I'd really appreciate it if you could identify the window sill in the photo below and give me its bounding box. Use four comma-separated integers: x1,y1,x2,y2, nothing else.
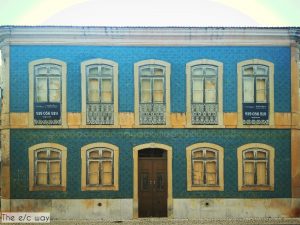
238,185,274,191
30,186,66,191
81,185,119,191
187,185,224,191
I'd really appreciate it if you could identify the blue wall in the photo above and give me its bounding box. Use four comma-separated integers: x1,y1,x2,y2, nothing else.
10,45,291,113
10,129,291,199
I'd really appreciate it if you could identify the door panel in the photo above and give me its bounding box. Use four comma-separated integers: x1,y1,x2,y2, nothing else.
138,157,167,217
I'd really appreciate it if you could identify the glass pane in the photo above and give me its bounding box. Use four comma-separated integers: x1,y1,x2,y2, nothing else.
244,162,255,185
37,173,47,185
192,67,204,76
49,161,61,185
154,67,164,76
89,150,100,158
37,151,48,159
244,66,254,75
257,151,267,159
256,78,267,103
153,79,164,103
89,67,99,75
141,79,151,103
192,79,203,103
102,172,112,185
243,77,254,103
244,151,254,159
49,66,60,75
88,78,100,102
256,66,268,75
36,77,47,102
140,67,151,76
102,150,112,158
193,161,204,185
36,162,47,185
206,150,216,158
205,78,217,103
37,66,48,75
193,150,203,158
49,90,60,102
50,151,60,158
205,67,217,76
101,79,112,103
101,66,112,76
88,161,99,185
206,161,217,185
257,162,267,185
103,161,112,173
37,161,47,173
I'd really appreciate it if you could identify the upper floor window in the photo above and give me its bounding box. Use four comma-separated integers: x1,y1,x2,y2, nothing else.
186,60,223,126
81,59,118,126
237,59,274,127
29,59,67,127
237,143,274,191
134,60,171,126
186,143,224,191
81,143,119,191
29,143,67,191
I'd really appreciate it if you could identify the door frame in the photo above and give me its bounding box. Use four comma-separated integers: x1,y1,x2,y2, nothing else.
133,143,173,218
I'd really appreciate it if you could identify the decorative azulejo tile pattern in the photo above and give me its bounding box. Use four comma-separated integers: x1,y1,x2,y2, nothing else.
10,46,290,113
10,129,291,199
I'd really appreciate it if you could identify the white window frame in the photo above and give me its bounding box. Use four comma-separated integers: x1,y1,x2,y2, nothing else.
237,59,274,128
186,59,224,127
29,58,67,128
81,59,118,127
134,59,171,127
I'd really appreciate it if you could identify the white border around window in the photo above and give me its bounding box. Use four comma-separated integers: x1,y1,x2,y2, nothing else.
81,58,119,128
29,58,67,128
186,59,224,128
134,59,171,128
237,59,274,128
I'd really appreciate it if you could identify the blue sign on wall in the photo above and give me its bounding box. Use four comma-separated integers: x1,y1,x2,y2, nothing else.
243,103,268,121
34,103,61,120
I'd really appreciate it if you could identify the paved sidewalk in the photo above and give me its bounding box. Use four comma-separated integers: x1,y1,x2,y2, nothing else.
46,218,300,225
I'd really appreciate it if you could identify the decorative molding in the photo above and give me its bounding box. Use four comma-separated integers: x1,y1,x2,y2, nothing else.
0,26,299,46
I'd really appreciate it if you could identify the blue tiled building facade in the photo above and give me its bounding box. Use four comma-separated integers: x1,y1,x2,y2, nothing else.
1,26,299,219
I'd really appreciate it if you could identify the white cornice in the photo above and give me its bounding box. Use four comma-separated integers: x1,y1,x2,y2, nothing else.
0,26,299,46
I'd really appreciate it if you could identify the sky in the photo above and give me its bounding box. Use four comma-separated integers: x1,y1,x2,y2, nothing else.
0,0,299,26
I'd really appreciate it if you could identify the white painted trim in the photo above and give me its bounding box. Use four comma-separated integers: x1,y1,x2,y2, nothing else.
0,26,298,46
28,58,67,128
237,59,275,128
81,58,119,127
134,59,171,127
186,59,224,127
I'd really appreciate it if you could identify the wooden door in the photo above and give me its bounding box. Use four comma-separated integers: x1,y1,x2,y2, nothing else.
138,150,167,217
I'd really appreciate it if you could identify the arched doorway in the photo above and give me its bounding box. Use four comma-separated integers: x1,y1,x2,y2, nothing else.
133,143,173,218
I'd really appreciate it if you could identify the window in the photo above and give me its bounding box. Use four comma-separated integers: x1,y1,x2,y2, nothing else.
237,143,274,191
81,143,119,191
134,60,171,126
29,143,67,191
81,59,118,126
237,59,274,127
186,143,224,191
186,60,223,127
29,59,67,127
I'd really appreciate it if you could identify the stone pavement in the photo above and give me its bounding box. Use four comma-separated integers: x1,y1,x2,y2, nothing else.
45,218,300,225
